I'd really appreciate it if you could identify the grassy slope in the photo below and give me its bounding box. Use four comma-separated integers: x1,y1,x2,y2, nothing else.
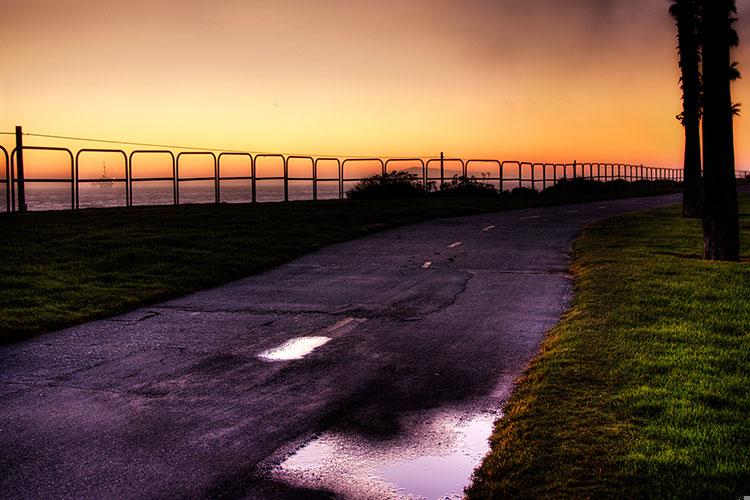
468,195,750,499
0,190,673,343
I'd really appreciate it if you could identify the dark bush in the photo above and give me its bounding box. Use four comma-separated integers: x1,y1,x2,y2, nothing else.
542,177,603,196
436,175,498,197
348,172,682,200
346,170,428,199
510,187,538,198
542,177,682,196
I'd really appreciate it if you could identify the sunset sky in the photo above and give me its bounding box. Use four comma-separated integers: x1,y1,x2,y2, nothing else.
1,0,749,170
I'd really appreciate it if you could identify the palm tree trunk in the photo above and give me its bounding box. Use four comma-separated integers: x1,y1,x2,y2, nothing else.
701,0,740,260
672,0,703,218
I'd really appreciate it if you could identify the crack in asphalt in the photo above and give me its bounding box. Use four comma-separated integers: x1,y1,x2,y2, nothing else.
1,380,124,396
153,304,351,317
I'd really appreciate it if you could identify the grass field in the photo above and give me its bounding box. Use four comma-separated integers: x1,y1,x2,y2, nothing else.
468,195,750,499
0,189,675,344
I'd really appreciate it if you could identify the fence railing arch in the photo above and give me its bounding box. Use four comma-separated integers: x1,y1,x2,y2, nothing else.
341,158,386,195
313,157,342,200
12,146,75,211
75,149,129,209
425,158,464,187
286,155,315,202
254,154,286,202
217,152,254,203
0,146,8,212
128,150,176,206
465,159,502,190
176,152,218,205
384,158,426,187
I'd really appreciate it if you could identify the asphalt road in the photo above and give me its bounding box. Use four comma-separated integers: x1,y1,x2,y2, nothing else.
0,193,681,499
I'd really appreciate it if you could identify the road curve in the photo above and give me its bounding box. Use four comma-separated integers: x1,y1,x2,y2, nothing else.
0,194,681,499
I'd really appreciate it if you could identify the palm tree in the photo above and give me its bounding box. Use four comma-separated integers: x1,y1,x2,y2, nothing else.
670,0,702,218
700,0,740,260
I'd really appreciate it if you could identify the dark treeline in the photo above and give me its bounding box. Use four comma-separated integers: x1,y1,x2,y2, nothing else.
670,0,742,260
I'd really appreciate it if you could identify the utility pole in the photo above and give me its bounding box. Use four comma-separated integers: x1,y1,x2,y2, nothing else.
15,126,27,212
440,151,445,188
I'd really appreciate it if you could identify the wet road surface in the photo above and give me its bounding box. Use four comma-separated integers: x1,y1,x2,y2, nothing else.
0,194,680,499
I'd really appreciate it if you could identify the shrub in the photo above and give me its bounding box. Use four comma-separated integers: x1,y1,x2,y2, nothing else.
346,170,428,199
510,187,538,198
436,175,498,197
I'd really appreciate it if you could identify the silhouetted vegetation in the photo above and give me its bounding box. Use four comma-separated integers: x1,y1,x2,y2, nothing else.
348,172,681,200
700,0,741,260
347,171,500,199
542,177,681,196
670,0,703,218
346,171,428,199
435,175,498,197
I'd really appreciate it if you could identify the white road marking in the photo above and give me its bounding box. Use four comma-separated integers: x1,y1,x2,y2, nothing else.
258,317,364,362
565,209,579,214
447,242,462,249
258,337,331,361
598,206,607,209
422,261,433,269
520,215,541,221
481,225,495,232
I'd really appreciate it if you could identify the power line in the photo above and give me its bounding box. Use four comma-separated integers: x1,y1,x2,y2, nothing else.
2,131,442,160
1,130,702,170
23,132,248,153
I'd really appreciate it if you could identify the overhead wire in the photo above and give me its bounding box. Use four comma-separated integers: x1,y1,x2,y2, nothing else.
1,131,443,160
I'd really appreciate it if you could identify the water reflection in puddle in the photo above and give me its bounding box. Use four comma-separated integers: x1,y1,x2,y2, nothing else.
258,336,331,361
379,415,494,499
270,410,499,499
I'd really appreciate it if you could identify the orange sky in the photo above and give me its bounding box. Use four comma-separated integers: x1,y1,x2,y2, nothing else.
1,0,748,171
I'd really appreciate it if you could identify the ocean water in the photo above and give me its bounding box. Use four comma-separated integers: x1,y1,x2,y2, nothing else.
1,174,546,213
1,180,344,212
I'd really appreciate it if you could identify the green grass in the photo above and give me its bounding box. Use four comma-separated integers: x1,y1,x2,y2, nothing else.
468,195,750,499
0,189,675,344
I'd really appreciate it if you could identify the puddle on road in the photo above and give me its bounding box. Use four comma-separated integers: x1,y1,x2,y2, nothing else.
258,337,332,361
269,409,500,499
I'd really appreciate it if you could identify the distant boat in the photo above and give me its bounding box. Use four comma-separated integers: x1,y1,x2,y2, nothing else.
96,163,114,188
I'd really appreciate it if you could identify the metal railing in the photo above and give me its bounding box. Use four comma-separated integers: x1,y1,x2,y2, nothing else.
3,137,749,213
10,146,75,210
75,149,128,209
129,150,176,207
1,145,9,213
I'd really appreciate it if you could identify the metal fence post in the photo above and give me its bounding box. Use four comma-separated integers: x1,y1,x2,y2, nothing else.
251,155,257,203
15,126,27,212
312,157,318,201
1,146,9,212
284,156,289,202
440,151,445,188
